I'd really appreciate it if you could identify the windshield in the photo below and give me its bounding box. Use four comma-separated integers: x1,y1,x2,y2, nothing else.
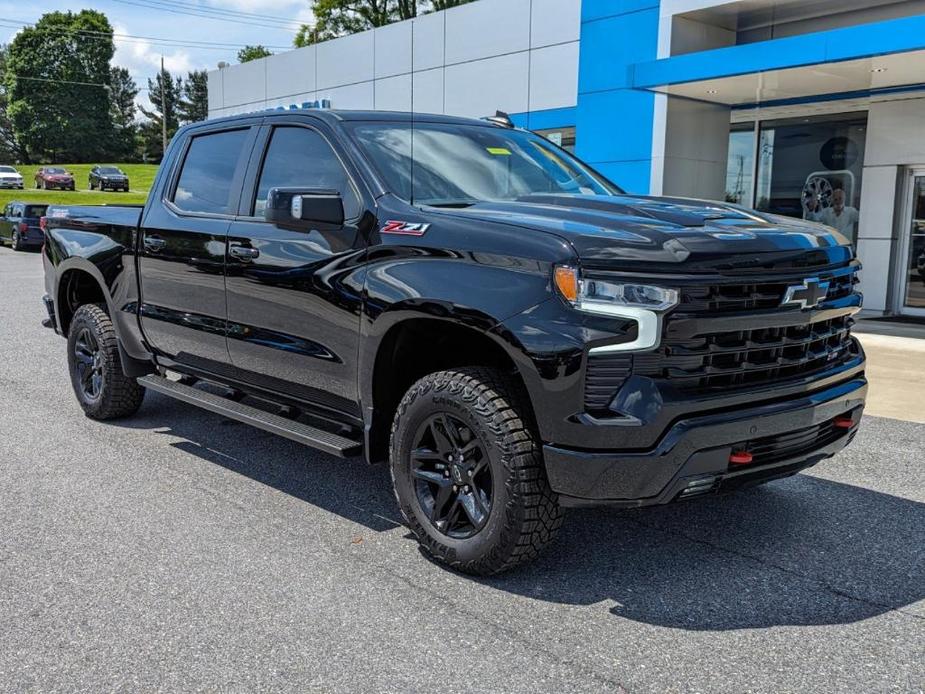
346,122,620,206
98,167,122,174
46,168,66,174
0,166,16,173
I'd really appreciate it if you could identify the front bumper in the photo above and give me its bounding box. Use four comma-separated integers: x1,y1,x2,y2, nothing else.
0,180,23,188
43,180,74,189
545,376,866,507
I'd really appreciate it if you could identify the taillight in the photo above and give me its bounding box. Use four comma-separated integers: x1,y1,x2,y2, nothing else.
39,216,47,232
18,222,28,232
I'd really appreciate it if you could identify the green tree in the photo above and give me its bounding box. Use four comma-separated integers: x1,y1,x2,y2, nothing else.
179,69,208,124
108,66,138,161
0,45,25,162
237,45,273,63
295,0,411,46
429,0,474,9
6,10,115,162
294,0,474,46
139,68,182,162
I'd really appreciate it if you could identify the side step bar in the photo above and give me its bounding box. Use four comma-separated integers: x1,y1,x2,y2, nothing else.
137,375,362,458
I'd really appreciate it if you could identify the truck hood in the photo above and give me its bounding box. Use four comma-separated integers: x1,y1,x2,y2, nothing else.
436,194,854,272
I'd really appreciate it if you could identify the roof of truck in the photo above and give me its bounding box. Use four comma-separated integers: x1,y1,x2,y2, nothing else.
205,109,509,128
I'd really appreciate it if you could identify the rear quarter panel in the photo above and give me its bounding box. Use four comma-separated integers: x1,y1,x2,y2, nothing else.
44,205,148,358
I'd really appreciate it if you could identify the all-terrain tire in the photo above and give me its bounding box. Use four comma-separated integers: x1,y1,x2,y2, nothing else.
11,231,22,251
390,367,563,575
67,303,145,420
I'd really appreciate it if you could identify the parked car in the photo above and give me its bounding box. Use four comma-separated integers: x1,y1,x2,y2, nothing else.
0,201,48,251
0,165,24,189
41,110,867,575
35,167,75,191
88,166,130,192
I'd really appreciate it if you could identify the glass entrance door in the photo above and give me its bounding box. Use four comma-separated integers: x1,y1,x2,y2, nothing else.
898,172,925,316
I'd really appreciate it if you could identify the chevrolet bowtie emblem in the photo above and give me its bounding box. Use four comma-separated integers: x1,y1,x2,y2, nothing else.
781,278,830,309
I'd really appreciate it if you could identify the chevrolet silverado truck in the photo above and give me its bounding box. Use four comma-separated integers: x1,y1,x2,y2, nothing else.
40,110,867,575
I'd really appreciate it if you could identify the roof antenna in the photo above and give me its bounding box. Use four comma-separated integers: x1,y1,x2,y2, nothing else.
482,110,515,128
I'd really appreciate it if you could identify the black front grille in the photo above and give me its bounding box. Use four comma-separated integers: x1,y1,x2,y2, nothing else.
582,265,861,413
634,314,858,392
680,267,858,314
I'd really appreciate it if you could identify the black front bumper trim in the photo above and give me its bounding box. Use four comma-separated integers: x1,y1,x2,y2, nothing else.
545,377,867,507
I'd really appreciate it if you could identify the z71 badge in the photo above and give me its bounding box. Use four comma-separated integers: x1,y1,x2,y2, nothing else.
380,220,431,236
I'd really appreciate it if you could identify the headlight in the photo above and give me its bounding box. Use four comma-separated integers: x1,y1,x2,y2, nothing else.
554,265,679,353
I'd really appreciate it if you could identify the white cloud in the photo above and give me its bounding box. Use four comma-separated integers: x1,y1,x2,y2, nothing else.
113,23,195,113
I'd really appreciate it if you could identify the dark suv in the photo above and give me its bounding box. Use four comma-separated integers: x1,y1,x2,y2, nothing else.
0,201,47,250
88,166,130,192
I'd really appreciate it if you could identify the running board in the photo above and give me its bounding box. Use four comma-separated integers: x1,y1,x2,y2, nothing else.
137,375,362,458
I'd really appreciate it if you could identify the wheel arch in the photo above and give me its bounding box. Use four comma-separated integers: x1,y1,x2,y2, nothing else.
55,260,116,337
362,312,537,465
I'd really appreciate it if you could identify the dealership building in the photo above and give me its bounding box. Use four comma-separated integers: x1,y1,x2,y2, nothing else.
209,0,925,317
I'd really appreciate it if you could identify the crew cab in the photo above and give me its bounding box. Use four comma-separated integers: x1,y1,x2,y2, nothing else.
40,110,867,575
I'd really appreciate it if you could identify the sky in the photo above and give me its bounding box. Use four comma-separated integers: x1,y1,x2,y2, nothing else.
3,0,315,111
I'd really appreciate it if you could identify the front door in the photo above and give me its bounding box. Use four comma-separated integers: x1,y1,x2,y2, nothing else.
138,123,258,368
895,169,925,317
224,121,369,417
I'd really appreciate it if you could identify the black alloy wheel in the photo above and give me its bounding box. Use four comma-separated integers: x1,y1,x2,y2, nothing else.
66,303,145,419
73,326,104,402
411,412,493,539
390,368,563,575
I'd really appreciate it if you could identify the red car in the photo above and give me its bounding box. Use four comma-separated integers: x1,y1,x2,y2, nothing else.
35,167,75,191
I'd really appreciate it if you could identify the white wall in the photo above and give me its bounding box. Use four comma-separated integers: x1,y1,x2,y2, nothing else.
856,96,925,313
208,0,581,120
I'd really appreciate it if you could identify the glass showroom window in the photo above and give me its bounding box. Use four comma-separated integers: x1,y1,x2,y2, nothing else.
725,113,867,243
725,125,755,207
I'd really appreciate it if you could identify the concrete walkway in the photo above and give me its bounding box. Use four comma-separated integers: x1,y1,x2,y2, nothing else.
855,331,925,424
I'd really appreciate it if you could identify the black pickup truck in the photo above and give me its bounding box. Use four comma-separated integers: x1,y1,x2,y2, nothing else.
41,110,866,574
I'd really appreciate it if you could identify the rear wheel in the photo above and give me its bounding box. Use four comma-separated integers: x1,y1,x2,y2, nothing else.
390,368,563,575
67,303,145,420
11,231,22,251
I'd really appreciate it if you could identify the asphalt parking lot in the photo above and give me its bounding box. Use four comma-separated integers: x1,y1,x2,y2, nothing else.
1,246,923,693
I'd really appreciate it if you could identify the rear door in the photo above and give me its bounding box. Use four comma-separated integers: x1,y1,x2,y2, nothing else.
223,119,370,415
0,204,11,241
138,121,259,370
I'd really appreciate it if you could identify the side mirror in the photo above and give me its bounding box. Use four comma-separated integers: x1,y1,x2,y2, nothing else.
265,187,344,229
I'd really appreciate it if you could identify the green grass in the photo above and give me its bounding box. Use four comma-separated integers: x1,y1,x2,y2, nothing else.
0,163,158,210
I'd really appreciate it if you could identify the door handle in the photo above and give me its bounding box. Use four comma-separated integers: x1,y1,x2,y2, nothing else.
144,235,167,252
229,244,260,260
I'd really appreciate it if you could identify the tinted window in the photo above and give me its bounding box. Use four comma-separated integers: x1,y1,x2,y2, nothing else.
174,129,249,214
254,126,359,218
25,205,48,218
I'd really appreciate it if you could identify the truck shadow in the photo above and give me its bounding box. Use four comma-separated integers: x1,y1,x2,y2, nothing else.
119,393,924,632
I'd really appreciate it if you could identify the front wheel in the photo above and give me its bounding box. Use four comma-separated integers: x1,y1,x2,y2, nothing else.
390,368,563,575
67,303,145,420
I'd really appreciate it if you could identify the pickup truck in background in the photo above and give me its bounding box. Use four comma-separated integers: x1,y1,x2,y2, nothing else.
40,110,867,575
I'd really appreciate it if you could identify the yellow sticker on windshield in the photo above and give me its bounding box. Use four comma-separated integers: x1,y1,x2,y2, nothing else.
486,147,512,156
